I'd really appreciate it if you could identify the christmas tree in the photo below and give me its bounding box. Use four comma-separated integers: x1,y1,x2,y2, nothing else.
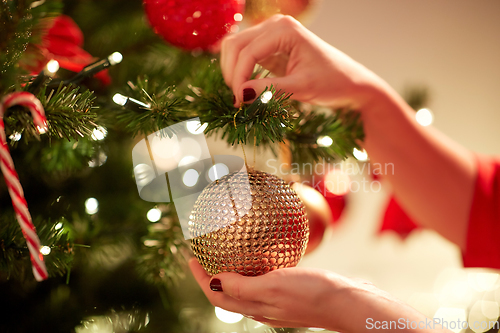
0,0,363,331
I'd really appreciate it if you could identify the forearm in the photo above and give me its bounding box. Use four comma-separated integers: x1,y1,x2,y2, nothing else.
360,81,476,250
325,279,451,333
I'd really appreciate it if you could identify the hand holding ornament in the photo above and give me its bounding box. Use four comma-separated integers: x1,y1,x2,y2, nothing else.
189,259,447,332
221,14,387,109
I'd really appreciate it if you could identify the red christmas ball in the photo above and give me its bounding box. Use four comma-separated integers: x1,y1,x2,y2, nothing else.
314,169,348,224
143,0,245,51
291,182,332,255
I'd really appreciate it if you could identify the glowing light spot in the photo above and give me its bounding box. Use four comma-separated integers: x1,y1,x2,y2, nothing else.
415,108,434,126
193,11,202,18
178,156,199,167
147,208,162,222
480,301,500,320
144,239,159,247
55,222,63,230
433,307,466,333
476,273,499,291
214,307,243,324
468,272,499,292
324,169,351,196
9,132,21,142
468,301,499,333
85,197,99,215
108,52,123,65
88,151,108,168
193,31,198,36
91,126,107,141
208,163,229,181
133,164,155,187
179,137,202,160
230,25,239,33
183,169,199,187
40,246,51,255
260,91,273,103
75,316,114,333
317,136,333,147
353,148,368,161
234,13,243,21
186,120,208,135
46,59,59,73
113,93,128,106
151,134,179,159
37,125,47,134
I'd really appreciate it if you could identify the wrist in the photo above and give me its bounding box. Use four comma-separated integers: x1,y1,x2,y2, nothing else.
322,278,427,333
320,276,380,332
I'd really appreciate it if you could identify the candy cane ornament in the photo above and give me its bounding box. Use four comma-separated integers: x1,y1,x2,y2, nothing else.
0,91,49,281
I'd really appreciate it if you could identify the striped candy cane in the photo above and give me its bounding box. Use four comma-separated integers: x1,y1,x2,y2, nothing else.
0,91,49,281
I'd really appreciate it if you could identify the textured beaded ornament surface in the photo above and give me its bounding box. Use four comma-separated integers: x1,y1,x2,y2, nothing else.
190,169,309,276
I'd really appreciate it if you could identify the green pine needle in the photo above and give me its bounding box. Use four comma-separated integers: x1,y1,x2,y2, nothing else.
0,214,74,282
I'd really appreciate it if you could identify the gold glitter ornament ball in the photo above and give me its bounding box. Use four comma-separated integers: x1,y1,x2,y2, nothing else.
190,169,309,276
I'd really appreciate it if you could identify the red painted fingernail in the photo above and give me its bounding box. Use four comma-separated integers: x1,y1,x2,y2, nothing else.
243,88,256,102
210,278,223,292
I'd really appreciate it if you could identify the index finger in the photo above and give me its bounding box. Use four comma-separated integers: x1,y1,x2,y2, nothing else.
220,14,286,89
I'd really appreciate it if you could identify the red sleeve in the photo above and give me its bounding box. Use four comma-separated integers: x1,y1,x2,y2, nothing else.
462,154,500,269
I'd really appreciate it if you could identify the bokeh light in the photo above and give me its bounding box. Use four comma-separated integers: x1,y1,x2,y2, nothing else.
317,135,333,147
214,307,243,324
85,198,99,215
324,168,351,195
40,246,51,255
353,148,368,161
183,169,199,187
46,59,60,73
147,208,162,222
108,52,123,65
208,163,229,181
91,126,107,141
186,120,208,135
415,108,434,126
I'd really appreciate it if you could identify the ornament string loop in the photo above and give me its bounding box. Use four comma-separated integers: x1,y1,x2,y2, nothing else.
233,105,249,168
0,91,49,281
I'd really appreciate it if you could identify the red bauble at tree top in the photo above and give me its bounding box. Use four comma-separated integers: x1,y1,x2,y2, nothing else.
143,0,245,51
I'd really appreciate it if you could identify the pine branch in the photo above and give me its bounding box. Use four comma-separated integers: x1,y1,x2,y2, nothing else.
200,86,292,145
286,107,364,164
113,59,363,164
0,214,74,282
3,84,98,143
22,137,97,181
39,84,98,140
113,78,194,137
114,67,293,147
136,206,188,287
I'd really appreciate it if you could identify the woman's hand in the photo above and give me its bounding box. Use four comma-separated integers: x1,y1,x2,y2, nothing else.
189,258,355,330
189,258,442,332
221,14,383,108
